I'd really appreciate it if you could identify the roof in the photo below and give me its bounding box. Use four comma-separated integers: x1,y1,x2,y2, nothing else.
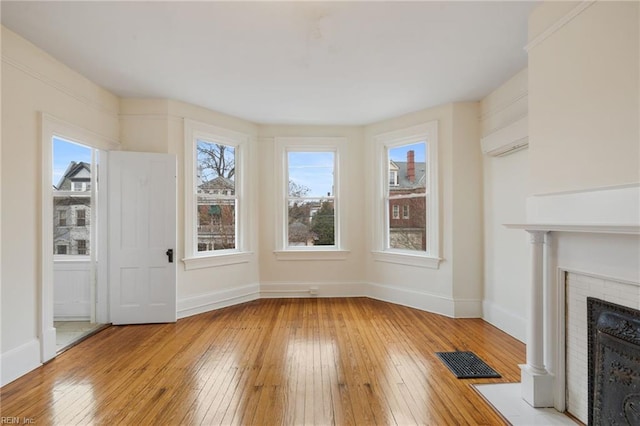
199,176,235,192
391,161,426,190
55,161,91,190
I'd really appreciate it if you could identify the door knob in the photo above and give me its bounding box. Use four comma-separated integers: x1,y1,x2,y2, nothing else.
166,249,174,263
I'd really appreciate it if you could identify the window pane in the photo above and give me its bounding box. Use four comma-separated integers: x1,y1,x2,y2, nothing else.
197,141,235,195
52,137,93,257
388,142,427,195
387,141,427,252
388,197,426,251
197,200,236,251
287,198,335,246
287,199,313,246
288,152,334,197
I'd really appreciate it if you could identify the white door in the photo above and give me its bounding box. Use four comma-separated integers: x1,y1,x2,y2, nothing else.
109,151,177,325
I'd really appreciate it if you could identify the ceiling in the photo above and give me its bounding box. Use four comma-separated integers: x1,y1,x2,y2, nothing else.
1,1,537,126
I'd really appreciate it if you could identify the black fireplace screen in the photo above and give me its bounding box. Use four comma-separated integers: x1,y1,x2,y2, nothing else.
587,297,640,425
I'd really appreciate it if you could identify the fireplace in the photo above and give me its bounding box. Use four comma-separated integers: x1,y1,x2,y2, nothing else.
588,297,640,425
506,184,640,415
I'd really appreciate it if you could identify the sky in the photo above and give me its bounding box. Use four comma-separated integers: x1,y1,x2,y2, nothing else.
389,141,426,163
53,137,92,187
288,151,335,198
52,137,426,192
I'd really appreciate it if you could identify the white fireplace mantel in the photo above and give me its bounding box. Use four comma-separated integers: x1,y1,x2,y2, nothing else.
504,184,640,410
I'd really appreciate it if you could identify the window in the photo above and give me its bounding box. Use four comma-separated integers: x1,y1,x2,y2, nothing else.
77,239,87,255
392,204,400,219
386,142,427,251
184,120,251,270
196,141,236,252
389,169,398,186
52,137,93,258
373,121,439,268
76,209,86,226
287,151,335,247
274,137,348,260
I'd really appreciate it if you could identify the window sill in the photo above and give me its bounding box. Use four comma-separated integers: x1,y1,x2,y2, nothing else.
182,251,253,270
274,249,350,261
371,251,441,269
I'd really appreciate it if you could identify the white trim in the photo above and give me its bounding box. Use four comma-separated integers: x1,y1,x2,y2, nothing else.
482,299,526,343
1,55,119,117
183,119,252,267
182,251,253,270
367,282,456,318
1,339,41,387
273,250,350,261
525,1,597,52
479,90,528,122
526,183,640,227
373,120,439,259
177,284,260,319
42,113,120,151
41,114,115,362
274,137,348,253
453,298,483,318
371,251,441,269
260,281,368,298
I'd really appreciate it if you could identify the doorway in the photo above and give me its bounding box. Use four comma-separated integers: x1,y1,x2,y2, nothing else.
51,137,105,352
41,114,117,362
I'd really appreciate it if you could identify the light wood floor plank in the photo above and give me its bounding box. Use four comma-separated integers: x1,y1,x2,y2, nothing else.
1,298,525,425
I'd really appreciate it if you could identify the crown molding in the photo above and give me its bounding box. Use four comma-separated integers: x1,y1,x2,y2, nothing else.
525,1,596,53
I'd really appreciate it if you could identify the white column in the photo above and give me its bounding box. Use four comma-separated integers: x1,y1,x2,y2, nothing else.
520,230,554,407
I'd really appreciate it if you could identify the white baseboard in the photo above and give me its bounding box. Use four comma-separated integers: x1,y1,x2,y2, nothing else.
453,298,483,318
177,283,260,319
1,339,41,386
260,281,368,298
368,282,456,317
482,299,526,343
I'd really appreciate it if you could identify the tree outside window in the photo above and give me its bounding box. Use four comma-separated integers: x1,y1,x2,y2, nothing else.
286,151,335,247
196,141,237,252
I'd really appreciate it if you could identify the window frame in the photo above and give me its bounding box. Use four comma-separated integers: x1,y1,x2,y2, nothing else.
183,119,252,270
402,205,410,219
274,137,349,261
372,121,440,269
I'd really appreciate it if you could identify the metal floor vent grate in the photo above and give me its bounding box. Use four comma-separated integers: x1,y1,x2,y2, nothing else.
435,351,501,379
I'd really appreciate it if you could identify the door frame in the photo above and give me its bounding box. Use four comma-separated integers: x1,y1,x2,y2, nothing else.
40,113,119,362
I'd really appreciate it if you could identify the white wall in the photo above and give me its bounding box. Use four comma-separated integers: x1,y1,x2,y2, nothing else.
363,103,484,317
1,26,120,385
257,125,367,296
119,99,261,318
480,68,530,342
528,1,639,194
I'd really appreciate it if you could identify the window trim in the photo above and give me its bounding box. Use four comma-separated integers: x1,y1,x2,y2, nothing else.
372,121,440,269
274,137,348,260
183,119,252,270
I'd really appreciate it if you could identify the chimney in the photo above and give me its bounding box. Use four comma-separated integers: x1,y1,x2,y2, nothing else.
407,150,415,183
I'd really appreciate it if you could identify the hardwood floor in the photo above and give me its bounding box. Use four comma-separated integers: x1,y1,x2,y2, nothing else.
1,298,524,425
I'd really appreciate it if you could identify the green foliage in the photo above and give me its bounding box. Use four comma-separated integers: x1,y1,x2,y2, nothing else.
311,201,335,246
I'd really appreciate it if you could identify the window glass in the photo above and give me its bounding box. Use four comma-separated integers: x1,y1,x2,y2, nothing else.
386,142,427,252
52,137,92,256
196,141,236,252
287,152,335,247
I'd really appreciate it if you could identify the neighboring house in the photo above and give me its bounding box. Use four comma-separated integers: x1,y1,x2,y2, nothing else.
53,162,91,256
197,176,236,251
389,150,427,251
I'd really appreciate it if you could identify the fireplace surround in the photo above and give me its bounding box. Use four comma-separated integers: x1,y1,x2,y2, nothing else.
506,184,640,415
